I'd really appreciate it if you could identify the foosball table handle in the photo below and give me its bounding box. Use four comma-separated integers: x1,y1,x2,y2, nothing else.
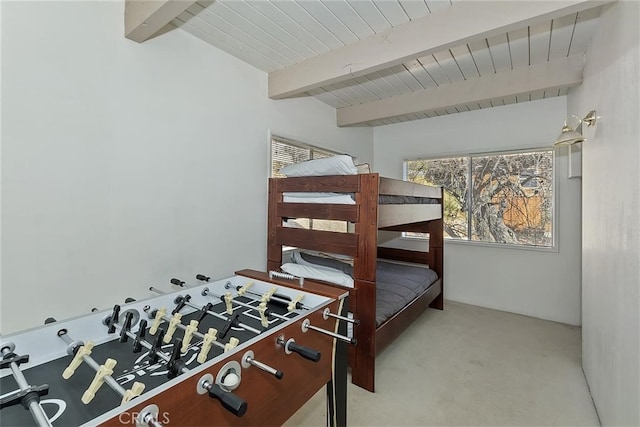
170,278,185,287
282,338,321,362
207,384,247,417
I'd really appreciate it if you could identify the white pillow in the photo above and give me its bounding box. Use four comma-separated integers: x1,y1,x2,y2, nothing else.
280,263,354,288
279,155,357,177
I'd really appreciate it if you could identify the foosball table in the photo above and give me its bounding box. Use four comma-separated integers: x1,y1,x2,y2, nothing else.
0,269,354,426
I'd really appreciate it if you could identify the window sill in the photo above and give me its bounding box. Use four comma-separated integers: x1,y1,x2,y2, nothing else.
398,236,558,253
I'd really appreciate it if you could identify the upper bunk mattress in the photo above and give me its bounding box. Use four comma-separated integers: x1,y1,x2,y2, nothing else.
283,193,439,205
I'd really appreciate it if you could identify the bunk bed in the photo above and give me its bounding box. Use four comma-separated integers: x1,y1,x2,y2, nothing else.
267,171,444,392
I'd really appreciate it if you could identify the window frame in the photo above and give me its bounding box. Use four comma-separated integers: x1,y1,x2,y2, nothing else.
403,147,557,252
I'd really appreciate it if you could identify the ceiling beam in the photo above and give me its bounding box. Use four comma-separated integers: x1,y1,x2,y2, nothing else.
336,55,584,127
125,0,197,43
268,0,614,99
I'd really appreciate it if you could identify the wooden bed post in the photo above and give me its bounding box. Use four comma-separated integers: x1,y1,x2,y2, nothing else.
428,191,444,310
351,174,379,392
267,178,283,273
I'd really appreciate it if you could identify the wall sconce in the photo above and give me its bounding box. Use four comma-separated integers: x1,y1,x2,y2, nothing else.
554,110,597,146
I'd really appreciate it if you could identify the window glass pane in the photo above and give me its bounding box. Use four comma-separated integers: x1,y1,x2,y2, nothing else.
406,158,469,240
271,139,311,177
470,151,553,246
311,149,334,160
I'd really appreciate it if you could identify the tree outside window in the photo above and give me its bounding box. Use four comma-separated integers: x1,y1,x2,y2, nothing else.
406,150,553,247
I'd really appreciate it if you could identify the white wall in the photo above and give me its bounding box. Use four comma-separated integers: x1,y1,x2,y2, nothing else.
374,98,583,325
568,1,640,425
0,1,372,334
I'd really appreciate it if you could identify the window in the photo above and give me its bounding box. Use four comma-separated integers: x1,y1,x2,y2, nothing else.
271,136,337,178
271,136,347,233
406,149,554,247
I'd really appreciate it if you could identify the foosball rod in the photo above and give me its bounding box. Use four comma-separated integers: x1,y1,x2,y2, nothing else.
140,307,226,352
113,325,189,377
180,276,310,311
224,284,311,311
0,346,52,427
200,288,291,322
148,287,262,335
57,330,129,398
174,278,302,317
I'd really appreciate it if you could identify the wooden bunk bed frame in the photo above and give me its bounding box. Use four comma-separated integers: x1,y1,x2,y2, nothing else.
267,173,444,392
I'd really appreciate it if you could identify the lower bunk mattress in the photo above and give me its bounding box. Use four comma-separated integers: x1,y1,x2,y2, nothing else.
289,251,438,326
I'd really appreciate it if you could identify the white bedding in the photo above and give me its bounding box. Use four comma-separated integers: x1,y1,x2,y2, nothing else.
279,154,357,177
283,192,355,205
280,262,354,288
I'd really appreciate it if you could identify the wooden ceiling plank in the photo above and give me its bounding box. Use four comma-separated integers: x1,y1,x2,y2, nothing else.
424,0,453,14
195,5,294,67
529,90,545,100
375,66,416,95
322,0,376,40
222,0,322,59
417,55,450,86
394,64,428,92
503,95,518,105
330,79,380,104
175,14,279,71
178,12,282,70
296,1,359,45
349,0,392,33
487,33,512,73
269,0,612,99
549,14,578,59
125,0,197,42
468,39,496,75
351,76,388,100
320,85,354,108
515,94,529,103
403,59,438,89
508,27,530,68
449,45,480,80
311,89,350,108
398,0,430,20
258,1,342,50
348,80,385,103
433,50,465,83
337,55,584,126
364,71,405,97
529,21,553,64
213,2,305,64
372,0,411,27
